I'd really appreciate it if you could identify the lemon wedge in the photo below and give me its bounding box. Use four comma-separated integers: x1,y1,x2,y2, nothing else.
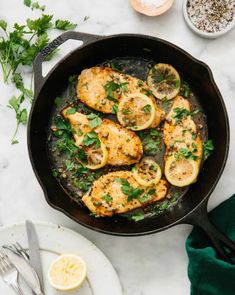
133,157,162,187
164,156,199,187
147,63,180,100
76,134,108,170
48,254,87,291
117,93,156,131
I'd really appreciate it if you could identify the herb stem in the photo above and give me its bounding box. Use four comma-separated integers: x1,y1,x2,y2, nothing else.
11,121,20,144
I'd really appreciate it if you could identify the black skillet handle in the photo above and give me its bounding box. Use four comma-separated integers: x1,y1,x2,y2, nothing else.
33,30,102,97
182,199,235,264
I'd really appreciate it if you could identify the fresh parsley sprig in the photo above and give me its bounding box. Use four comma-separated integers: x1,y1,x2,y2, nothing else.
0,3,80,144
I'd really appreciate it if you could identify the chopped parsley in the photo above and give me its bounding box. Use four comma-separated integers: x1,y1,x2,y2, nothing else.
64,159,75,171
104,81,129,102
192,133,197,140
87,113,102,128
162,96,170,111
109,62,123,72
117,178,144,202
122,109,132,115
174,148,199,161
104,81,120,103
54,96,62,107
83,131,101,148
130,212,145,222
66,108,76,115
148,189,156,195
138,195,149,203
180,84,190,98
173,108,191,124
142,104,152,113
138,128,161,156
112,104,118,114
172,107,200,124
102,194,113,204
203,139,214,160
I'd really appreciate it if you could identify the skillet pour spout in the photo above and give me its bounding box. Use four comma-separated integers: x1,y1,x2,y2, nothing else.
28,30,234,262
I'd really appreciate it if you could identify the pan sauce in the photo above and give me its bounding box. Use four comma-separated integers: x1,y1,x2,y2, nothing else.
48,56,208,220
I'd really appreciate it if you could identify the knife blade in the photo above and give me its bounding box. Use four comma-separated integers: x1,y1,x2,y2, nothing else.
26,220,44,293
3,248,43,295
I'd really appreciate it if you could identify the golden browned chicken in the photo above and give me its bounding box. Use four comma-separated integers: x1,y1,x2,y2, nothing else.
77,67,164,128
82,171,168,217
62,108,143,166
163,96,203,187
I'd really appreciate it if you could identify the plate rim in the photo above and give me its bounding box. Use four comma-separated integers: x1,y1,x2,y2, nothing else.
0,220,123,295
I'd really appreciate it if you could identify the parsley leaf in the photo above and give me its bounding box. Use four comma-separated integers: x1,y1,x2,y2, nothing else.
174,148,199,161
83,131,101,148
117,178,144,202
138,128,161,155
130,212,145,222
104,81,120,102
64,159,75,171
66,108,76,115
0,19,7,31
180,84,190,98
112,104,118,114
8,94,28,144
173,107,190,124
142,104,151,113
203,139,214,160
27,14,53,35
102,194,113,204
24,0,31,7
31,2,45,11
87,113,102,128
55,19,77,30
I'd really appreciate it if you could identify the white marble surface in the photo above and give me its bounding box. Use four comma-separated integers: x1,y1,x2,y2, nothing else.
0,0,235,294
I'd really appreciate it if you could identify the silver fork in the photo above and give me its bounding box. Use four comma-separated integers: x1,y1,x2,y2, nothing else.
0,252,24,295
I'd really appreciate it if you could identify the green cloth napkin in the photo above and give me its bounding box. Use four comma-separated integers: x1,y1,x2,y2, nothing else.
186,195,235,295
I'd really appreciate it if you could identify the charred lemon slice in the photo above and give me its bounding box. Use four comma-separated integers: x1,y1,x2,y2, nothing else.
164,156,199,187
48,254,87,291
133,157,162,187
117,93,155,130
147,63,180,100
76,132,108,170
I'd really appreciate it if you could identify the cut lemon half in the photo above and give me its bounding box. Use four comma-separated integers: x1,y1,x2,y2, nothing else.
117,93,156,131
147,63,180,100
133,157,162,186
76,135,108,170
165,156,199,187
48,254,87,291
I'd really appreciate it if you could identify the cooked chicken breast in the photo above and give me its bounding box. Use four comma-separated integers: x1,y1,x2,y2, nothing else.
77,66,164,127
82,171,168,217
62,108,143,166
164,95,202,161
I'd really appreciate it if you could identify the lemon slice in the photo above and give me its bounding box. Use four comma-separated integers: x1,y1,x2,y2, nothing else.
165,156,199,187
48,254,87,291
117,93,156,131
76,134,108,170
147,63,180,100
133,157,162,187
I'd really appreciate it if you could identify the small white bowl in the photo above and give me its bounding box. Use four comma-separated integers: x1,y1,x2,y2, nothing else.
183,0,235,39
129,0,174,16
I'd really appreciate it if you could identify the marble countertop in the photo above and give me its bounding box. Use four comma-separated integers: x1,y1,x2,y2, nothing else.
0,0,235,294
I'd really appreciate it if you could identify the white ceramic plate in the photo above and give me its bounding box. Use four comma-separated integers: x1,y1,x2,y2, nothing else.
0,221,122,295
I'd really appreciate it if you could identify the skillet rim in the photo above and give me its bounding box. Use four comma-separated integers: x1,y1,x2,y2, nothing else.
27,33,230,236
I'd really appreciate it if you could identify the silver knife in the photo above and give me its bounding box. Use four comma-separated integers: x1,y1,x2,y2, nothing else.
3,249,43,295
26,220,44,293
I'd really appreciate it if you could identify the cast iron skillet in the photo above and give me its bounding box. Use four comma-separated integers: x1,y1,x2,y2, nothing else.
28,31,235,262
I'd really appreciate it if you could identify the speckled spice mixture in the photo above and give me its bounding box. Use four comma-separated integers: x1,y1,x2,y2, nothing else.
187,0,235,33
